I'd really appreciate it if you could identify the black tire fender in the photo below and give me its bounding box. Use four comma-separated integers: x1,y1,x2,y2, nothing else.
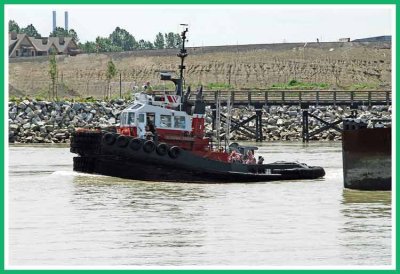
116,135,129,148
129,138,143,151
168,146,181,159
156,143,168,156
103,133,116,145
143,140,156,153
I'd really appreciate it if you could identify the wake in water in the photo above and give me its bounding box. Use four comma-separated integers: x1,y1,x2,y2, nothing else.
50,170,104,178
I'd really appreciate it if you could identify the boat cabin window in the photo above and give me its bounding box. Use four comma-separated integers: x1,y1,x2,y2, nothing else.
120,112,127,125
146,113,155,125
138,113,145,123
160,115,172,128
174,116,186,129
127,113,135,125
130,104,142,110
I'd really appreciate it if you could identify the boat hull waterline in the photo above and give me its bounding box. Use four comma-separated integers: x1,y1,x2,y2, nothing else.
71,131,325,183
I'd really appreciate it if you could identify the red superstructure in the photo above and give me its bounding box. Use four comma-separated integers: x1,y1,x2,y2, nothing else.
117,91,229,162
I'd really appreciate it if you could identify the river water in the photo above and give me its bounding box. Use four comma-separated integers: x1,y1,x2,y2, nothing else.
7,142,392,268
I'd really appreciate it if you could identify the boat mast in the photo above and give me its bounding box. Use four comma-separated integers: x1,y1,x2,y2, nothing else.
176,24,188,98
215,91,221,150
224,96,232,152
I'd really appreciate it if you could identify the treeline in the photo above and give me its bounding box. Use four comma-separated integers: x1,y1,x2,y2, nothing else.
9,20,182,53
81,27,182,52
9,20,79,42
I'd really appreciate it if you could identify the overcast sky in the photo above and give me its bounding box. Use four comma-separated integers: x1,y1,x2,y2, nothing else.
6,5,393,46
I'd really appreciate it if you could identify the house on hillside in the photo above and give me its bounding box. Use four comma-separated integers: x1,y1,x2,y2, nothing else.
9,32,80,58
49,36,80,56
29,37,59,56
9,33,37,57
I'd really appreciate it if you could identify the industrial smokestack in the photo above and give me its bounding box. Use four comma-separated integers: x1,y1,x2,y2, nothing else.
65,11,69,31
52,11,56,31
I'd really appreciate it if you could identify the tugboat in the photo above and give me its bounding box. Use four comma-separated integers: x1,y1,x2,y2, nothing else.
71,27,325,183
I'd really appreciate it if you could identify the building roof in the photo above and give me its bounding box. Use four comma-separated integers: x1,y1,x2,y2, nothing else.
30,37,54,52
9,33,37,57
352,35,392,42
9,33,79,57
50,37,77,52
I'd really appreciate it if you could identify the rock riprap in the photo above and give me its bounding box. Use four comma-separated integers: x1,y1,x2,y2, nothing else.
8,99,391,143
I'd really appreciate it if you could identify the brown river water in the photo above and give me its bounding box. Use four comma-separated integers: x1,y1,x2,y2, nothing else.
7,142,392,268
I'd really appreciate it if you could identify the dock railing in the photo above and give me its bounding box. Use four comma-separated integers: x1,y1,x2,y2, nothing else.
154,90,391,107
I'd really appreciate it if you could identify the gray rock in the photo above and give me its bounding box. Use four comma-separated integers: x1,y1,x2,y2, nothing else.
31,117,42,125
18,102,27,110
54,133,66,140
86,113,94,122
266,125,279,131
22,123,31,129
277,119,285,126
25,107,33,114
108,117,116,124
112,109,121,117
45,125,54,132
34,136,45,143
9,124,19,131
30,124,40,131
267,118,277,125
9,111,17,120
104,107,112,114
284,120,292,127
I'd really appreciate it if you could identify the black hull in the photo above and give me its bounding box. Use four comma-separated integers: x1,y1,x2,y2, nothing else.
71,131,325,183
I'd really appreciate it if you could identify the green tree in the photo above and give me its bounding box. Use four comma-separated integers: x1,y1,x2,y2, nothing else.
68,29,79,42
49,54,57,100
9,20,20,33
95,36,122,52
20,24,41,38
79,41,97,53
105,60,117,99
109,27,137,51
144,41,154,50
164,32,182,49
50,27,68,37
50,27,79,42
164,32,176,48
138,39,146,50
154,32,164,49
137,40,154,50
174,33,182,48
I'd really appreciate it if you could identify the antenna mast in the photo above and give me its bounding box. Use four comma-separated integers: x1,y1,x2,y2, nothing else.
177,24,188,97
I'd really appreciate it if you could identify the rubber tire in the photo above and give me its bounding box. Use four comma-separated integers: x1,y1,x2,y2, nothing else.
103,133,116,145
73,157,95,173
71,131,102,155
129,138,143,151
116,135,129,148
156,143,168,156
168,146,181,159
143,140,156,153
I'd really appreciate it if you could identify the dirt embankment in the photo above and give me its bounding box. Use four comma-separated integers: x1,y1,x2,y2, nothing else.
8,41,391,99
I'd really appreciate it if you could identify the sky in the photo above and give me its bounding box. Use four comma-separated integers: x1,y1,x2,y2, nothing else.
6,5,393,46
